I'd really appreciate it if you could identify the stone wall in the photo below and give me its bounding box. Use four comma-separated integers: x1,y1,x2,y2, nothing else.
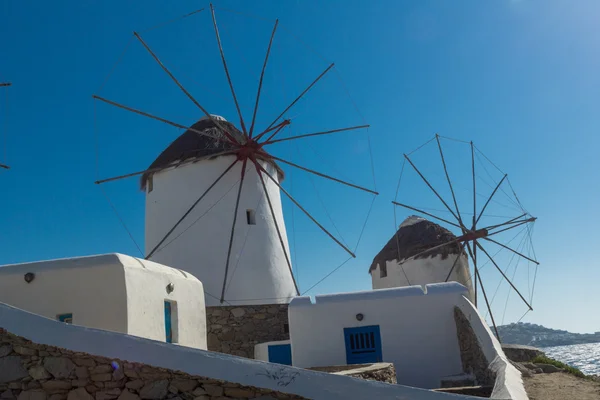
501,344,544,363
206,305,289,359
453,307,496,386
0,328,305,400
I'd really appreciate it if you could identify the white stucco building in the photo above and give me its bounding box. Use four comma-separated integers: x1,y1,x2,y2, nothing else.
0,253,207,349
288,282,470,389
369,216,475,302
143,115,297,307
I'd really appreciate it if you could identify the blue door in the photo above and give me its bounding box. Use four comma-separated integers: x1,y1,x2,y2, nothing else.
344,325,382,365
268,344,292,365
164,301,172,343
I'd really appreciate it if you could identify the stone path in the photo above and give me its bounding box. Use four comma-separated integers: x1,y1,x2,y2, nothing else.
524,372,600,400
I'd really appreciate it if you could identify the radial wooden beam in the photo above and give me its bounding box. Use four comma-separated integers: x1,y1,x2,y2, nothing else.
487,218,536,237
146,159,238,260
471,141,476,230
253,119,290,143
92,95,236,145
0,83,11,87
257,161,355,258
210,4,247,136
265,154,378,195
0,163,9,169
249,19,278,138
262,124,370,146
485,213,528,231
220,159,248,303
475,241,533,310
482,237,539,265
133,31,239,144
264,63,335,132
404,154,463,226
444,242,467,282
256,163,300,295
436,134,465,230
475,174,507,225
475,259,501,342
392,201,462,229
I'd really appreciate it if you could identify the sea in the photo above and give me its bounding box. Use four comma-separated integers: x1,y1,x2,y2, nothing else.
543,342,600,375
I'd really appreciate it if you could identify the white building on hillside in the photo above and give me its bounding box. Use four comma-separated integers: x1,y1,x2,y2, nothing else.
369,216,475,302
0,253,207,349
143,115,297,307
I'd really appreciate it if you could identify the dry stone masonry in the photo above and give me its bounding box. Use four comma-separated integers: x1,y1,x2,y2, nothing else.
206,305,289,359
0,328,306,400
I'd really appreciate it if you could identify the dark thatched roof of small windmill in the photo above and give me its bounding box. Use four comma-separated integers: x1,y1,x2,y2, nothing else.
140,116,283,190
368,216,467,275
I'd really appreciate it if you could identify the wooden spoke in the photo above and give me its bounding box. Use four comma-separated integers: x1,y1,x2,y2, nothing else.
485,213,528,231
0,163,9,170
436,134,465,230
133,31,239,144
488,218,536,237
391,201,461,229
265,154,378,195
474,259,501,341
220,159,249,303
255,163,300,295
249,19,278,138
94,150,233,185
92,95,236,145
475,241,533,310
210,4,247,136
465,241,477,306
257,161,356,258
264,63,334,132
0,83,11,87
471,141,476,230
482,237,539,265
262,124,370,146
475,174,507,225
404,154,463,226
399,237,463,266
262,122,291,144
444,242,467,282
146,159,238,260
253,119,290,142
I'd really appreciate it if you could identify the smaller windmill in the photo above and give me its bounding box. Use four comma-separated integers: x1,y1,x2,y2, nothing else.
0,81,10,171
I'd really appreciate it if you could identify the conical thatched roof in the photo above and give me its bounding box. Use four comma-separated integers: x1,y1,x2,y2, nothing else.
140,115,283,190
368,216,467,275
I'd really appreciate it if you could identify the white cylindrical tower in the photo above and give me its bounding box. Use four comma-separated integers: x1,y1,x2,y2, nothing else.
143,115,296,307
369,216,475,302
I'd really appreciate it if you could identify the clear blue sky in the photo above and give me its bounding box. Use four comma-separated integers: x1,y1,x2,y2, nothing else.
1,0,599,333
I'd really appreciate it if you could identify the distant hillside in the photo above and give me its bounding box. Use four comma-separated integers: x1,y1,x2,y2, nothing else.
497,322,600,348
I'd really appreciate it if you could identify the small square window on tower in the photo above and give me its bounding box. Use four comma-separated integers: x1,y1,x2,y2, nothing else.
246,209,256,225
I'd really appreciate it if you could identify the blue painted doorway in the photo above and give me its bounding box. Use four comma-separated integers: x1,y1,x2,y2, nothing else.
343,325,383,364
268,343,292,365
164,301,172,343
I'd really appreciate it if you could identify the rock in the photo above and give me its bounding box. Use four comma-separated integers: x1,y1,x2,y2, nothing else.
13,347,36,356
0,345,13,358
192,397,209,400
29,366,51,380
71,381,88,388
509,361,533,378
224,388,255,397
67,389,94,400
201,386,223,397
189,389,205,398
534,363,563,373
123,369,138,379
220,331,235,342
44,358,76,379
207,334,219,349
42,381,73,393
117,391,138,400
170,381,196,393
501,344,544,363
139,381,169,400
75,367,89,380
230,308,246,318
1,390,14,400
95,389,121,400
0,356,29,383
17,391,46,400
26,382,42,391
111,368,124,381
533,368,543,374
521,362,537,370
90,374,112,383
125,381,144,391
253,314,267,320
49,394,67,400
73,359,96,368
91,366,112,375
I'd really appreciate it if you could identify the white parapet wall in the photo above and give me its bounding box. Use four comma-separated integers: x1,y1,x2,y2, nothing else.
0,253,206,349
0,301,490,400
288,283,469,389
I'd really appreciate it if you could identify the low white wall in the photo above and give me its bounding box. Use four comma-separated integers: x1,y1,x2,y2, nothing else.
254,339,290,363
0,253,207,350
456,296,528,400
288,283,468,389
0,301,481,400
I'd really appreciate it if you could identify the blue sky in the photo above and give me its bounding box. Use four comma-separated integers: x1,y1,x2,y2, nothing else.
1,0,599,333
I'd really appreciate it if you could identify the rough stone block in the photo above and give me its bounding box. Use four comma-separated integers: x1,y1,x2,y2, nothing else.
67,388,94,400
139,381,169,400
44,358,76,379
0,356,29,383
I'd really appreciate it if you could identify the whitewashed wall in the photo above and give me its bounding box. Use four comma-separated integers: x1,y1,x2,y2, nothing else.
254,339,291,363
145,155,297,307
0,253,206,349
371,255,475,303
0,301,477,400
288,283,468,389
